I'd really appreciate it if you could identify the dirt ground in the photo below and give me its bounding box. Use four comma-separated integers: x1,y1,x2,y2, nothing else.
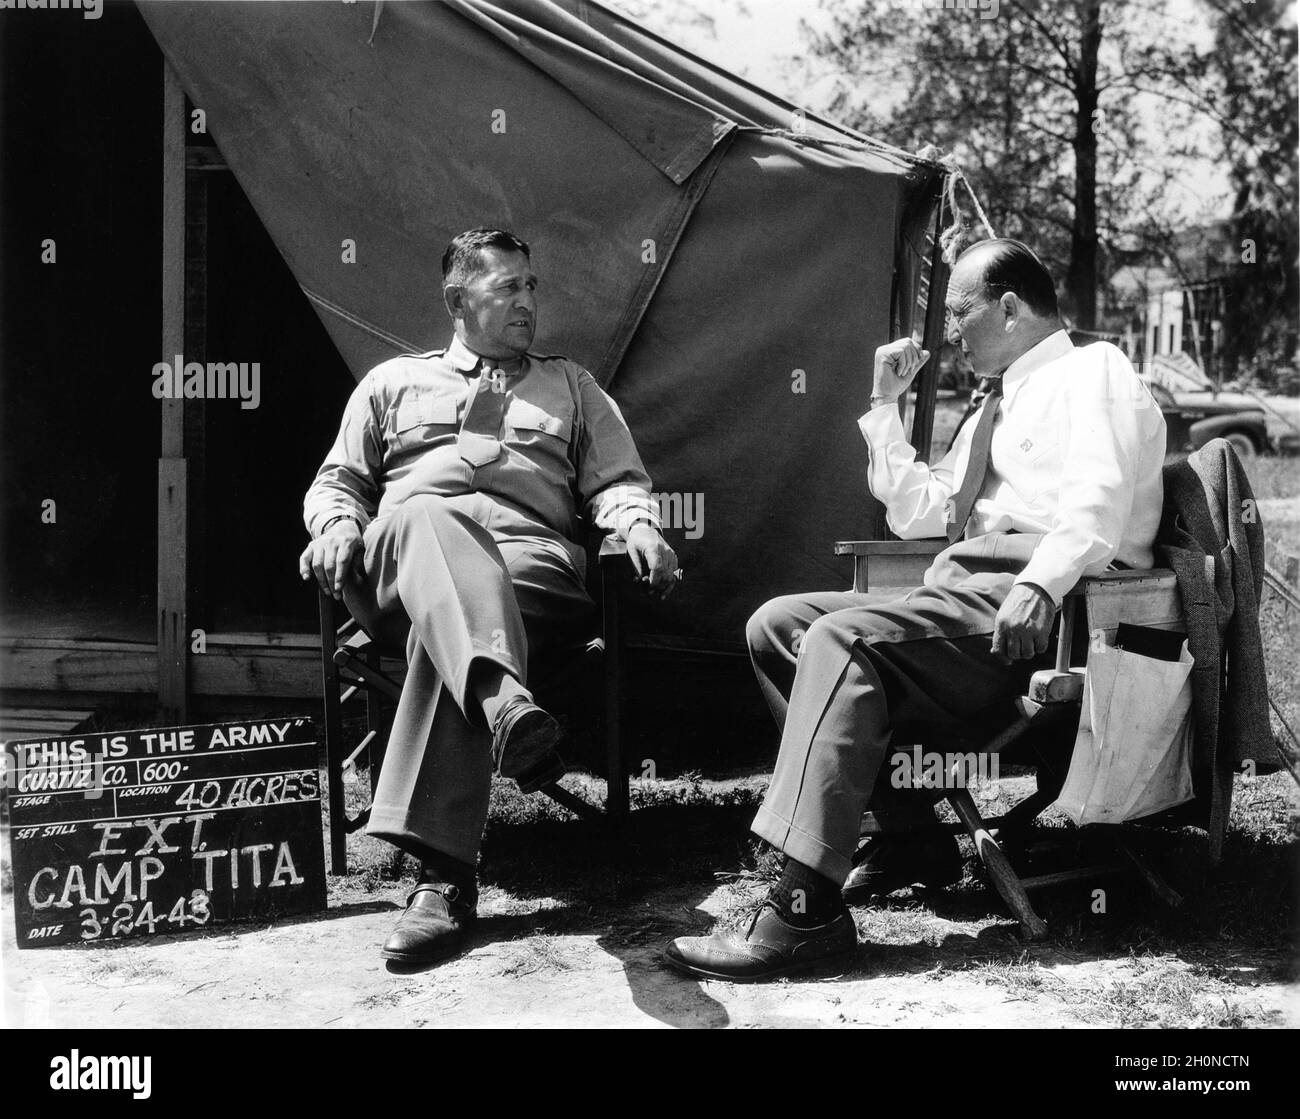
4,881,1295,1030
3,774,1297,1030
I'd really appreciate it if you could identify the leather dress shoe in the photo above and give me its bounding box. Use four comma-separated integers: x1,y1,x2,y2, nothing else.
662,901,857,982
492,697,566,794
380,882,477,965
841,831,962,905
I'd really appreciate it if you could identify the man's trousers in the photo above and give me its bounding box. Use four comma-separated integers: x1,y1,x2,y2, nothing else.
343,493,594,865
748,533,1054,882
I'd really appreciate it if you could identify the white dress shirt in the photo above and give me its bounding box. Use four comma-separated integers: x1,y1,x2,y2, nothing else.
858,330,1166,606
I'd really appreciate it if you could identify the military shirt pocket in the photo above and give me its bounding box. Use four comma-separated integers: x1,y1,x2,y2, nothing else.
507,398,572,445
388,394,460,454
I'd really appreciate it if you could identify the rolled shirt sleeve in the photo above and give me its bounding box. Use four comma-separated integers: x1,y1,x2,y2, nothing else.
303,375,383,538
574,370,661,540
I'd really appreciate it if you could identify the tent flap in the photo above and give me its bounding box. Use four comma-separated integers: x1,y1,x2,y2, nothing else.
446,0,735,184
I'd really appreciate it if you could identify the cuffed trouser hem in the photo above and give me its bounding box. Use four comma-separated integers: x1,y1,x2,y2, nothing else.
751,803,853,884
366,807,480,869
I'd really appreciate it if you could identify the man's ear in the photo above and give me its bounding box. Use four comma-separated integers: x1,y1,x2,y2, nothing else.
1000,291,1020,333
442,284,464,321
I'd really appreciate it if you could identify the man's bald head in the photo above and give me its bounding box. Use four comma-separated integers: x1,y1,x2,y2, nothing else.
945,239,1062,375
953,239,1060,320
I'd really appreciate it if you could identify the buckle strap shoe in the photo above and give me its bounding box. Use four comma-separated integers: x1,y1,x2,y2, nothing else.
491,697,566,793
841,831,962,905
380,882,477,965
662,901,857,982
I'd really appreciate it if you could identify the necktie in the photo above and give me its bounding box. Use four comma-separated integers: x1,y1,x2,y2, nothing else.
946,377,1004,543
945,374,1002,454
458,359,509,468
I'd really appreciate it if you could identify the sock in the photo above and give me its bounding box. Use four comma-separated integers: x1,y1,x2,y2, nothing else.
418,848,478,902
769,857,844,927
472,666,530,730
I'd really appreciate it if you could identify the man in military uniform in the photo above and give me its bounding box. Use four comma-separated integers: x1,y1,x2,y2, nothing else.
301,228,677,965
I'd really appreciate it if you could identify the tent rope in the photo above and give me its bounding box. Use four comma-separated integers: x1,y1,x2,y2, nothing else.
916,145,997,264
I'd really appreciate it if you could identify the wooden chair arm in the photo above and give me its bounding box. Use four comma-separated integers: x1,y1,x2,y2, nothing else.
1070,567,1178,594
832,539,948,557
833,538,948,593
597,535,629,563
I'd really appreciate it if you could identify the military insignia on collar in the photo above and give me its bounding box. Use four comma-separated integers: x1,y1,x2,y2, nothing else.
1020,438,1033,453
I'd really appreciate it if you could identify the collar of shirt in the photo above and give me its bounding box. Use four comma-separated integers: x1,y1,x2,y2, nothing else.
445,334,532,378
997,328,1074,406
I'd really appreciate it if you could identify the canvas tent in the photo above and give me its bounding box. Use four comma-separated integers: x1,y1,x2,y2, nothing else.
137,0,947,641
0,0,949,731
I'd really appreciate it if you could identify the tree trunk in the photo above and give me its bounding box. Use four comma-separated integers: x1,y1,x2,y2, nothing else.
1069,0,1102,330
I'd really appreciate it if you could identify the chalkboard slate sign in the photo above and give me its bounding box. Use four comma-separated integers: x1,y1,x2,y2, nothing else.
4,717,326,948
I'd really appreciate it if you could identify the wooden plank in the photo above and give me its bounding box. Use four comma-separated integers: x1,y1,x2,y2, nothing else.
0,636,408,700
0,723,85,736
1,687,136,713
161,62,186,461
159,60,188,721
0,707,94,722
0,638,161,652
158,458,188,718
834,539,948,556
0,716,93,732
191,648,328,699
204,632,321,649
0,723,91,739
185,161,209,635
0,641,157,692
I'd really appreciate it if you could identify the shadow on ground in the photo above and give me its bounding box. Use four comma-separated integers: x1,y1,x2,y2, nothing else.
330,768,1295,1026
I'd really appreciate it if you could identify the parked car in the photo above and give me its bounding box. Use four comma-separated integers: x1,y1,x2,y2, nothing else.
1140,379,1272,459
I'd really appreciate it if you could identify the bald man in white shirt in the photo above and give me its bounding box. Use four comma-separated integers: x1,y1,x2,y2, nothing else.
665,239,1166,981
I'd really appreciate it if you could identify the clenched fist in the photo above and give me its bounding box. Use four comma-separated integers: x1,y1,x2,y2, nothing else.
872,338,931,405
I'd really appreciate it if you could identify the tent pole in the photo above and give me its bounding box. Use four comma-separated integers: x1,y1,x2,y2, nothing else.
158,60,189,722
907,185,950,464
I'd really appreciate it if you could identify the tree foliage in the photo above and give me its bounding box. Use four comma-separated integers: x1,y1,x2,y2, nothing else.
1205,0,1298,383
802,0,1293,350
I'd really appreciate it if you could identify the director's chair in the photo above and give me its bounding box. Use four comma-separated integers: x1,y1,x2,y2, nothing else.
833,537,1189,940
317,537,635,875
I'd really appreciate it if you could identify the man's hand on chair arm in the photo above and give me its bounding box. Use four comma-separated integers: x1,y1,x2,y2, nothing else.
299,515,365,600
626,521,679,600
991,582,1055,662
